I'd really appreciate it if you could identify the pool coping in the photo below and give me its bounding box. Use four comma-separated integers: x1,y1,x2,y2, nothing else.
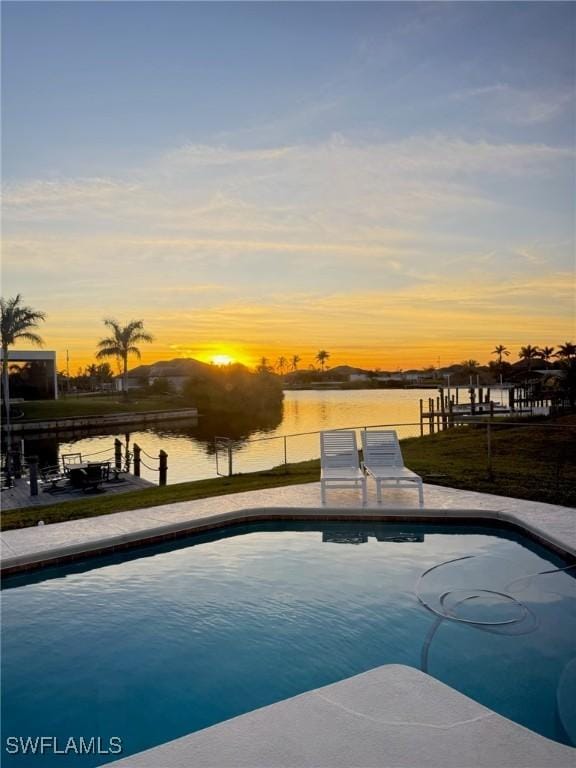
1,498,575,575
0,484,576,576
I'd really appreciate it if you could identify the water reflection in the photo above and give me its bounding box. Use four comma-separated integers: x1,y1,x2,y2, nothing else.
19,389,431,484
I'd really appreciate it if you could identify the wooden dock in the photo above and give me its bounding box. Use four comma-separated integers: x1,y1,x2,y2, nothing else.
0,473,155,511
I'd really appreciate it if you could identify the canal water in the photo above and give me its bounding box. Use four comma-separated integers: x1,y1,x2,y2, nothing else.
21,389,457,485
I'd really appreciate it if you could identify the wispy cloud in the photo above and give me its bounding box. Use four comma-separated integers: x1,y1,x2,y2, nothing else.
453,83,574,125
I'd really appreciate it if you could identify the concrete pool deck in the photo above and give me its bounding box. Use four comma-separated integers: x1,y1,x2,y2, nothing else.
106,664,575,768
1,483,575,767
1,481,575,572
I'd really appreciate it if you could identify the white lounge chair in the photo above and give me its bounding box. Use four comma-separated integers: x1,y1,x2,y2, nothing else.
320,430,367,505
361,430,424,507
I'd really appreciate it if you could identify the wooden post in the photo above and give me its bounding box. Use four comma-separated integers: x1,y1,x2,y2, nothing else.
114,438,122,471
133,444,141,477
28,456,39,496
469,388,476,414
227,441,233,476
159,450,168,486
430,399,435,434
419,399,424,437
439,388,447,430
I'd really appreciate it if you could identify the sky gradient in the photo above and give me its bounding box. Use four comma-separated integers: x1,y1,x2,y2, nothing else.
2,1,575,373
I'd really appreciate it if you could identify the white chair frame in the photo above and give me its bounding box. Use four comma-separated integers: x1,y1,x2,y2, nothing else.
320,430,367,505
361,430,424,508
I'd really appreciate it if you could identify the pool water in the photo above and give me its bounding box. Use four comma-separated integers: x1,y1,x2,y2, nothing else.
2,521,576,766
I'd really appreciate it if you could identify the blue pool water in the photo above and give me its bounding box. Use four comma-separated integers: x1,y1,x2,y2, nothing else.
2,521,576,766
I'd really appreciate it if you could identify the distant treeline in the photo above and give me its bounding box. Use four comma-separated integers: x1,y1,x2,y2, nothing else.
181,363,284,417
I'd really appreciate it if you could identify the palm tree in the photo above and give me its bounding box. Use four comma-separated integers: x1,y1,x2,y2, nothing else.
460,359,480,374
518,345,539,372
316,350,330,372
491,345,510,366
538,346,555,369
276,356,287,375
96,319,153,394
556,341,576,360
1,295,46,432
290,355,301,372
256,356,272,374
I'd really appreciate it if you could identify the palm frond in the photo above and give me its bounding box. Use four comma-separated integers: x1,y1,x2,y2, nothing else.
14,331,44,347
96,346,122,359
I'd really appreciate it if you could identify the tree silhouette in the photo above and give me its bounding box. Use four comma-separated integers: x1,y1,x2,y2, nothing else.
538,346,555,369
518,345,539,372
556,341,576,360
276,356,287,375
290,355,301,372
460,359,480,374
256,357,272,374
316,350,330,372
96,319,153,394
491,345,510,365
1,294,46,431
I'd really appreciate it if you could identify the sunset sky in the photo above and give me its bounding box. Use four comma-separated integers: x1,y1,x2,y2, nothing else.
2,2,575,373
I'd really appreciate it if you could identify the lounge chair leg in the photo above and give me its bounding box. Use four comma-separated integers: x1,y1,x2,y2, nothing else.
321,482,326,505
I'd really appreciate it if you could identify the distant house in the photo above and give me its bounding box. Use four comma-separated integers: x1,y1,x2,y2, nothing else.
114,358,212,392
0,350,58,400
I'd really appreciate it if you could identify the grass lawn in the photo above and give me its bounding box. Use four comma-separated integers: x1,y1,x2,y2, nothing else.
401,414,576,508
16,395,186,420
2,415,574,530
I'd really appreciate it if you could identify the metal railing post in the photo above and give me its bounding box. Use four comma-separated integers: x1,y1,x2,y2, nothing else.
28,456,39,496
486,422,493,480
159,450,168,486
133,444,141,477
227,441,233,477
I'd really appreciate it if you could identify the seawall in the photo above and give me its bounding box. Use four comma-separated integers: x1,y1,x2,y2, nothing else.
3,408,199,434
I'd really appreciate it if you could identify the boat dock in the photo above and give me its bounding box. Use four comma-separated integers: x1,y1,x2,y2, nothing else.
419,383,554,434
1,473,156,512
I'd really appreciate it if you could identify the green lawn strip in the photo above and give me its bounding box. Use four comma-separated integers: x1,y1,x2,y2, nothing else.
0,461,320,530
17,395,184,420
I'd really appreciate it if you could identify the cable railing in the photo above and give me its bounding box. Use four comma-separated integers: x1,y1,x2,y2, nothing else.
213,418,576,508
215,422,427,477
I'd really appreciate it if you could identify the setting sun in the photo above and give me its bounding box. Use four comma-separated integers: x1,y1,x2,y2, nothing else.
211,354,234,366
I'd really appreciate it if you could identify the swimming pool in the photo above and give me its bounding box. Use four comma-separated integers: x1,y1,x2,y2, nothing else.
2,520,575,766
